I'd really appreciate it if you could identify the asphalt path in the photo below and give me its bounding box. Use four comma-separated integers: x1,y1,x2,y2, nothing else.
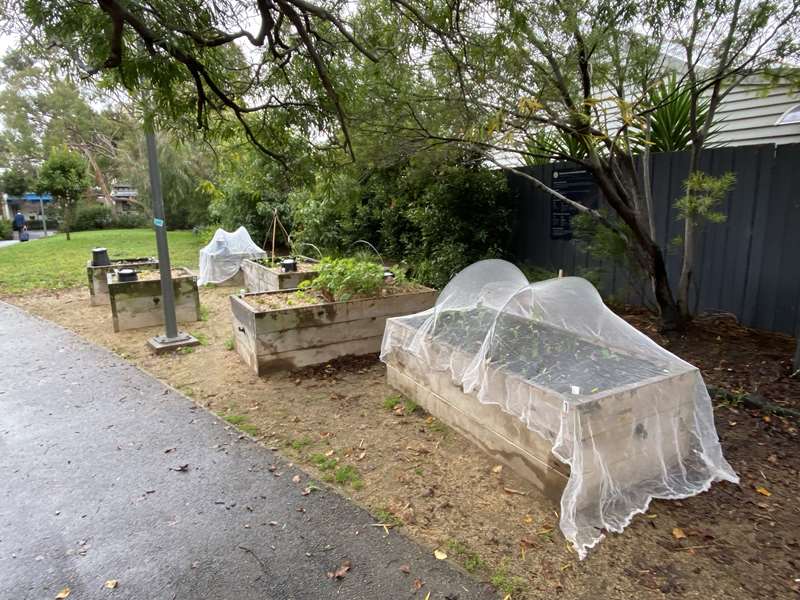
0,302,495,600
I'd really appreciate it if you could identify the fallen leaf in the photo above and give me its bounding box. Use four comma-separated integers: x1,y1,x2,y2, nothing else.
520,537,537,547
169,464,189,472
491,464,503,474
104,580,118,589
763,415,771,423
399,564,411,574
672,527,687,539
767,454,778,464
327,560,352,580
413,577,424,590
356,451,367,461
55,588,70,599
755,486,772,497
324,449,335,457
292,475,301,483
433,549,447,560
503,487,527,496
523,514,533,524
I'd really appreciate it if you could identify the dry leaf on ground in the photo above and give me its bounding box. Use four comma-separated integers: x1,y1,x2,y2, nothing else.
433,549,447,560
327,560,352,580
55,588,70,599
104,580,118,589
672,527,687,539
755,486,772,497
399,564,410,574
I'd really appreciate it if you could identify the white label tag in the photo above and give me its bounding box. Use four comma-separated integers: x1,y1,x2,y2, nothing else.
570,385,581,395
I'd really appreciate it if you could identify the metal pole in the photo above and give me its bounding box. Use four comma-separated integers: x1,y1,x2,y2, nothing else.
145,130,179,340
40,196,48,237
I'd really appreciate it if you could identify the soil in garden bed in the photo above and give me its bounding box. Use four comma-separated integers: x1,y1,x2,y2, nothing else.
255,256,319,273
115,268,190,282
244,282,432,311
406,308,672,395
10,288,800,599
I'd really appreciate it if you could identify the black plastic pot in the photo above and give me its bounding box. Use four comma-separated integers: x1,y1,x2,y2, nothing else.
117,268,138,282
92,247,111,267
281,258,298,273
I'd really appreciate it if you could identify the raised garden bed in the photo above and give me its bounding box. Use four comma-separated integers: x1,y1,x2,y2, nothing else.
108,267,200,332
230,284,436,374
87,257,158,306
380,261,737,558
241,256,320,292
384,308,698,503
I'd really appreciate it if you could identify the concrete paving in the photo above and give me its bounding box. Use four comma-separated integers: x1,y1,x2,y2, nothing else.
0,302,496,600
0,229,56,249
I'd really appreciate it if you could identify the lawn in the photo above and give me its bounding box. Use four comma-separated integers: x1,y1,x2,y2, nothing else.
0,229,203,295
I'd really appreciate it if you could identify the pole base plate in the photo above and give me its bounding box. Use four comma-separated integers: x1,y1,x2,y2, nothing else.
147,332,200,354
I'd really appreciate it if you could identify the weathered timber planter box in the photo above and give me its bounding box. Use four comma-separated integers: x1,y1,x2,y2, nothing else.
383,314,697,504
241,256,320,292
231,287,437,375
108,267,201,332
87,257,158,306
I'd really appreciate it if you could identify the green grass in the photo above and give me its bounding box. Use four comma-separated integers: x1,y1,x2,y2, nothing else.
446,540,485,574
333,465,363,489
224,414,259,436
288,436,312,451
0,229,203,295
310,453,339,471
373,507,403,527
383,395,402,410
224,337,235,351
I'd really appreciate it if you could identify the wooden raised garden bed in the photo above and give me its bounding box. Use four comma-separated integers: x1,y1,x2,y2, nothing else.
108,267,201,332
230,286,437,375
87,257,158,306
241,256,320,292
383,309,698,504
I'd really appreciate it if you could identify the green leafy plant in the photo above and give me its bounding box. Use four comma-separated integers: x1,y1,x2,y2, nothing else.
306,258,386,302
224,337,235,351
676,172,735,224
0,219,11,240
310,453,339,471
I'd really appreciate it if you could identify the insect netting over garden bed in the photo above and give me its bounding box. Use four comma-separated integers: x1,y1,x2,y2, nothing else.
380,260,738,558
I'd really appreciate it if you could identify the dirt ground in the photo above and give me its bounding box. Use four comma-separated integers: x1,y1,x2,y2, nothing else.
10,286,800,599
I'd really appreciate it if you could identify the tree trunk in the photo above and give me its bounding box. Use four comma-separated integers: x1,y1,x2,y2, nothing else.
677,214,694,317
590,165,683,330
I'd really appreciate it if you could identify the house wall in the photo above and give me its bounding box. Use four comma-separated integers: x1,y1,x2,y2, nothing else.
715,83,800,146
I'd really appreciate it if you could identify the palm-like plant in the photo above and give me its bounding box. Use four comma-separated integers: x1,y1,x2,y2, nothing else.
633,74,716,153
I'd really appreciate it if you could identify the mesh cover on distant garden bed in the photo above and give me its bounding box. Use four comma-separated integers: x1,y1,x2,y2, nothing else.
380,259,738,558
198,226,266,286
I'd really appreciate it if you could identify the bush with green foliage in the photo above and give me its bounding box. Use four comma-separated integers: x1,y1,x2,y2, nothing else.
290,149,516,288
0,219,12,240
70,204,113,231
70,204,149,231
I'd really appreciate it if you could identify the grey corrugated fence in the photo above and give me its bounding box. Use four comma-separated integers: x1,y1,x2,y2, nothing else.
508,143,800,335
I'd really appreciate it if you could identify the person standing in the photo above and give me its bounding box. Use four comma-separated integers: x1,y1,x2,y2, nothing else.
12,211,25,240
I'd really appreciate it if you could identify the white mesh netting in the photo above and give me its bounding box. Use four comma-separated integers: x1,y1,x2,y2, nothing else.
198,227,266,286
380,259,738,558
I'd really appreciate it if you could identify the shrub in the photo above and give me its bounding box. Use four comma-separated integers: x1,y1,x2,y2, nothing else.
70,204,113,231
112,212,148,229
0,219,12,240
289,148,516,288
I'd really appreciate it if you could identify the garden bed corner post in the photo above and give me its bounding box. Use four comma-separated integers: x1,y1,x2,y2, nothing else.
144,127,199,354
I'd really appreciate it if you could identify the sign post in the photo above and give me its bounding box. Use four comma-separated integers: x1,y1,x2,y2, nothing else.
144,128,198,353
